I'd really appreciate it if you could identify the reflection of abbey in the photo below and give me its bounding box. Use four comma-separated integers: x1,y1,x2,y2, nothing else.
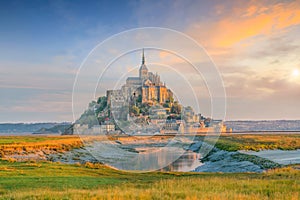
107,50,173,105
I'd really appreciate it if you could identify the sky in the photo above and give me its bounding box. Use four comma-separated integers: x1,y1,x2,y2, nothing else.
1,0,300,122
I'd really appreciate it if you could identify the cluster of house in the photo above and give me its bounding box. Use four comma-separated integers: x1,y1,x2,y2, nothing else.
149,106,228,134
74,111,228,135
73,122,118,135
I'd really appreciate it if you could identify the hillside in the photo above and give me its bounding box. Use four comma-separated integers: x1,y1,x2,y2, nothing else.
0,123,71,134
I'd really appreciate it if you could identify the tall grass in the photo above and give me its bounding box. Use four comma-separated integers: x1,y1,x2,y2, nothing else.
1,172,299,200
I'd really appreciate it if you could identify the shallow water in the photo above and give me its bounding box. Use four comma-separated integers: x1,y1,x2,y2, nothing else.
239,149,300,165
161,150,202,172
85,141,202,172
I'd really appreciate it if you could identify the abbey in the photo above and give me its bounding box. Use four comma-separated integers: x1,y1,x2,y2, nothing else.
107,50,173,105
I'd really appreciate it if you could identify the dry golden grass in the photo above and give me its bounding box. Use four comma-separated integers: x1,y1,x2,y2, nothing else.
0,136,83,157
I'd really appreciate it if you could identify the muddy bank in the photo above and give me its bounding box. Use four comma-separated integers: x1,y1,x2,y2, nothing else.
189,141,282,173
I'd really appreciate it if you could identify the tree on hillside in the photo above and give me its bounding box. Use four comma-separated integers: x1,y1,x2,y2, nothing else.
140,103,150,115
168,96,174,103
130,105,140,116
137,95,142,103
171,101,182,114
96,96,107,114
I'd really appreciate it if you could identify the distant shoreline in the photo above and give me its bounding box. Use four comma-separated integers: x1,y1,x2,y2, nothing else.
1,131,300,136
228,130,300,134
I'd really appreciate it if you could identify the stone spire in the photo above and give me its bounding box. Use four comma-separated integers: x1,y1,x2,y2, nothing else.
139,48,148,80
142,48,145,65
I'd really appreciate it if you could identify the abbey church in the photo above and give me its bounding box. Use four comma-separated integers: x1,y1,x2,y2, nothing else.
107,50,173,105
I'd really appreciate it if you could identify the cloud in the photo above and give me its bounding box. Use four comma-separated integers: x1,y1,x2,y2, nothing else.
0,54,77,91
187,1,300,50
0,87,73,122
225,65,300,97
244,34,300,60
224,67,300,120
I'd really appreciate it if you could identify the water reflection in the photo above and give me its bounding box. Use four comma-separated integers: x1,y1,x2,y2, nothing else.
161,150,202,172
87,142,202,172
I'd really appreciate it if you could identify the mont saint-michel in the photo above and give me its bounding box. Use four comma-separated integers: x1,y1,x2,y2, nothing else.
71,50,228,135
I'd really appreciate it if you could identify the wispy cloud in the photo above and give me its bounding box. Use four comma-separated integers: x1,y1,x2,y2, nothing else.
187,1,300,49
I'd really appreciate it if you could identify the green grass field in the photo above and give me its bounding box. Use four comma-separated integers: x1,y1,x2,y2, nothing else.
0,160,299,199
205,134,300,151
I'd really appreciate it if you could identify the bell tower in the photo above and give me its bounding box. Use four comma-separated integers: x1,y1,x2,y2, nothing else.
139,49,148,81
